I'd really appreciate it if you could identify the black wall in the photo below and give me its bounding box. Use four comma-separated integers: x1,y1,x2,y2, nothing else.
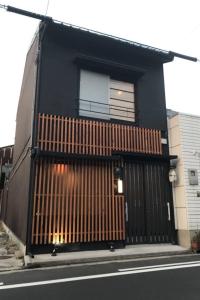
13,36,38,165
1,34,39,244
2,155,31,244
38,23,169,132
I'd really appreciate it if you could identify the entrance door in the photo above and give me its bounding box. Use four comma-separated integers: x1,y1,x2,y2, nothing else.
124,160,175,244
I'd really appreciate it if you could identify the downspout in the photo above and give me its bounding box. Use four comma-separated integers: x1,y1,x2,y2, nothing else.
26,21,51,255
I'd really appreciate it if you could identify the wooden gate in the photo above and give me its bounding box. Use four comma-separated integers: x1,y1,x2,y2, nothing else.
124,160,175,244
31,159,125,245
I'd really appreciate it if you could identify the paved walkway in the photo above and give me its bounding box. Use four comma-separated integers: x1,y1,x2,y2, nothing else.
25,244,191,268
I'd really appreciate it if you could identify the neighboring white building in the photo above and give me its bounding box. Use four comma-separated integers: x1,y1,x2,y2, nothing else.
168,110,200,248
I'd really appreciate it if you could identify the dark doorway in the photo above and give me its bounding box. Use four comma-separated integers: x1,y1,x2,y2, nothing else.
124,160,175,244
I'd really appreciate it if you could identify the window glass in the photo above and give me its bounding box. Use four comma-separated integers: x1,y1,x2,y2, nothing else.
79,70,135,122
110,89,134,102
110,80,134,92
110,79,135,121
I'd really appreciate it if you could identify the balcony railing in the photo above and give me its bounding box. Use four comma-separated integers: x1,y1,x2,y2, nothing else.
37,113,162,156
79,98,135,121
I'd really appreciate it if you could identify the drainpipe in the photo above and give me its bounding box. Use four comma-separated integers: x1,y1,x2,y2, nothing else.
26,21,51,255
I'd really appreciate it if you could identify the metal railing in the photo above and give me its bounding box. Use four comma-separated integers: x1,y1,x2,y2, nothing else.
79,98,135,120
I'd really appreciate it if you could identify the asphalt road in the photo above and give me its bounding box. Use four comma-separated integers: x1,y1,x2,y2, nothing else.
0,254,200,300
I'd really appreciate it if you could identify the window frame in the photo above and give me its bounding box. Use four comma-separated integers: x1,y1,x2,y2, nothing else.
79,69,136,123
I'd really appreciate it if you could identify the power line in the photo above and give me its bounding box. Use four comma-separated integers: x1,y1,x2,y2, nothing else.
45,0,50,16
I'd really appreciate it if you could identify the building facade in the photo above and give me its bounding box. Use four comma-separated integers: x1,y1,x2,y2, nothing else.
168,110,200,248
1,20,176,254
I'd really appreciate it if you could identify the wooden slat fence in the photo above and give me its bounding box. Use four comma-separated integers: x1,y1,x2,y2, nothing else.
37,113,162,156
31,159,125,245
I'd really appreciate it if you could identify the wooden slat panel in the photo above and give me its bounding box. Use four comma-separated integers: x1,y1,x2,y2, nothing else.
68,163,73,243
32,158,126,246
105,161,108,240
60,164,65,244
64,162,69,243
35,160,42,245
158,130,162,154
84,161,87,242
38,113,162,156
48,159,54,243
52,163,58,243
72,163,76,243
57,164,62,243
75,163,80,243
44,162,50,244
102,161,105,241
95,161,98,241
98,160,101,240
31,161,39,244
108,160,112,240
111,162,115,241
80,159,84,242
40,114,45,151
91,160,95,241
87,160,91,242
118,196,122,240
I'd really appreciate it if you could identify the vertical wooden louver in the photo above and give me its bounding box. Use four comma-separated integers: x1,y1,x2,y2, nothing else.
37,113,162,156
31,159,125,245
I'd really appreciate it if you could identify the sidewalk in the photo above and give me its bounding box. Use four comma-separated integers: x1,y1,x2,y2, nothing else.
0,222,192,271
24,244,191,269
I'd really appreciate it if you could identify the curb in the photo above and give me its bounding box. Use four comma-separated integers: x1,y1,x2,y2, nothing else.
24,249,192,269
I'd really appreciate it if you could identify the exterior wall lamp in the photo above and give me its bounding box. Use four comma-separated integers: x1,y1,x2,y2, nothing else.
169,169,177,183
117,178,123,194
114,167,123,194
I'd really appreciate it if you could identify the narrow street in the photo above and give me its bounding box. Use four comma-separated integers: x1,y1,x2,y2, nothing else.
0,254,200,299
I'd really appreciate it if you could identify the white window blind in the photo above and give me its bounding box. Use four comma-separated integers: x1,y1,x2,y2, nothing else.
79,70,109,119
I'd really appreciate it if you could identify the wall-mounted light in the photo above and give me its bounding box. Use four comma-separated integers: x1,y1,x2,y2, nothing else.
114,167,123,194
117,178,123,194
169,169,177,183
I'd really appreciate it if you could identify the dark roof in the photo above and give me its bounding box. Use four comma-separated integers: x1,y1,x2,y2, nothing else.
4,5,197,63
50,20,174,63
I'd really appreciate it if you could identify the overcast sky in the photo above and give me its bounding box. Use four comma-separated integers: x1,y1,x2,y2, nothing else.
0,0,200,147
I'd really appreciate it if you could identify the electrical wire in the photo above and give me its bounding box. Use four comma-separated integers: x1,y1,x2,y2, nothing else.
45,0,50,15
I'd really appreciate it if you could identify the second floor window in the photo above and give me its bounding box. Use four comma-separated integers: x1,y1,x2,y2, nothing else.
79,70,135,122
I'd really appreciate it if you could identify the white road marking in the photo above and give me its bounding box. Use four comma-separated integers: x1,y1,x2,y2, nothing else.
0,262,200,290
0,283,4,286
118,260,200,272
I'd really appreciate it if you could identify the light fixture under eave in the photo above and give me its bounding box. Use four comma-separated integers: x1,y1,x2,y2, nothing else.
117,179,123,194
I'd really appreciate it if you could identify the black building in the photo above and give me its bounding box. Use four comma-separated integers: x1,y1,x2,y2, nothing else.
1,20,176,253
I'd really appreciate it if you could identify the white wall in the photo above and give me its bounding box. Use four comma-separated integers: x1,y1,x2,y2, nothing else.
168,112,200,247
179,113,200,230
168,114,188,231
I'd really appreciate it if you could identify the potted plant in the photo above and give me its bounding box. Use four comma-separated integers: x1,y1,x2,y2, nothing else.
191,231,200,253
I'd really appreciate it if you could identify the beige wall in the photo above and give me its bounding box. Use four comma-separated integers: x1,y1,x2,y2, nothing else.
168,114,188,228
168,112,200,248
168,114,189,247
